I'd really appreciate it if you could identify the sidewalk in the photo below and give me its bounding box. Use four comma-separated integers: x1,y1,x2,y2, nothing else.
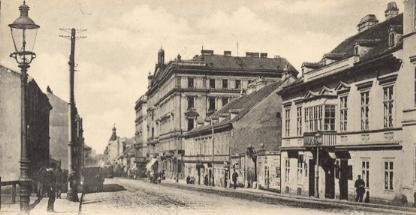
30,194,80,215
159,178,416,215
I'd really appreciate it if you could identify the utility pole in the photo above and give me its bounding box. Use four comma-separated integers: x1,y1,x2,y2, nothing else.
60,28,86,202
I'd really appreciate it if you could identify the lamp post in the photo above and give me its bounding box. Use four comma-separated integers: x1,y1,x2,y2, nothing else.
8,1,40,213
314,131,322,198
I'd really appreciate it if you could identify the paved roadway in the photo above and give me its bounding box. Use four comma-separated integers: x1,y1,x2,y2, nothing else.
74,178,390,215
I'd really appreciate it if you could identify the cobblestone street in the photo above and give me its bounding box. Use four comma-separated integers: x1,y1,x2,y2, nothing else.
33,178,390,215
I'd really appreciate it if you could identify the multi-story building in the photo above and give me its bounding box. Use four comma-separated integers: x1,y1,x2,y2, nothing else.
278,1,416,204
134,95,148,175
183,76,296,189
0,65,51,181
47,87,70,170
137,48,297,180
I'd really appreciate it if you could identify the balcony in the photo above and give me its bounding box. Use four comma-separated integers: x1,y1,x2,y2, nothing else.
304,131,337,147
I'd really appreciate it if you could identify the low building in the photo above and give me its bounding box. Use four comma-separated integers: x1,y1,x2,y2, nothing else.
183,75,296,189
0,65,51,181
278,1,416,204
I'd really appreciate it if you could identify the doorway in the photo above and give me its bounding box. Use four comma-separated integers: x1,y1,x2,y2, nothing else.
324,160,335,199
308,159,315,197
339,159,349,200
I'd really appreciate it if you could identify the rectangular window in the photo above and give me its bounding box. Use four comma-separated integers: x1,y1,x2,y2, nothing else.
188,77,194,88
324,105,335,131
187,96,194,109
384,161,394,190
221,97,229,107
304,108,309,133
296,106,302,136
340,96,348,131
222,79,228,89
235,80,241,89
188,118,194,131
285,159,290,182
361,91,370,131
208,97,216,111
285,108,291,137
209,79,216,88
297,155,303,184
362,160,370,188
383,86,394,128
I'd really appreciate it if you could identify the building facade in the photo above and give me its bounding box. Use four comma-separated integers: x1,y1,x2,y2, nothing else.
183,76,296,189
47,87,70,170
279,1,416,204
0,65,51,181
134,95,148,175
136,48,297,180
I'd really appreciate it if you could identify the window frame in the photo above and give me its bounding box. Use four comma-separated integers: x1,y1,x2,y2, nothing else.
360,91,370,131
383,85,394,128
188,77,194,88
222,79,228,89
384,160,394,191
285,108,291,137
340,95,348,131
296,106,302,136
361,160,370,188
235,80,241,89
209,79,216,89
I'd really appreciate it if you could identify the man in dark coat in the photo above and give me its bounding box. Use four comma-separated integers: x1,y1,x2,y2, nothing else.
232,170,238,189
355,175,366,202
45,164,57,212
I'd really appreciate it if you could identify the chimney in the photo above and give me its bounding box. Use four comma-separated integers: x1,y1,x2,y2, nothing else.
357,14,379,32
246,52,260,58
404,0,416,35
201,49,214,56
158,48,165,65
260,53,268,58
224,51,232,56
147,73,154,89
385,2,399,20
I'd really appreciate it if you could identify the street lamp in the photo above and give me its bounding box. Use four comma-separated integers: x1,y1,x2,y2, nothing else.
314,131,322,198
9,1,40,213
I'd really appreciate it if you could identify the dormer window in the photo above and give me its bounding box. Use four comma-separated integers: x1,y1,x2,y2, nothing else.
354,45,359,56
389,32,395,47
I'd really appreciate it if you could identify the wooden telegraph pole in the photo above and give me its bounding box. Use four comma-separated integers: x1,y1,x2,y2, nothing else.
60,28,86,202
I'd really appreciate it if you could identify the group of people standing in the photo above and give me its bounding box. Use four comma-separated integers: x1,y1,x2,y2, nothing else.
33,163,66,212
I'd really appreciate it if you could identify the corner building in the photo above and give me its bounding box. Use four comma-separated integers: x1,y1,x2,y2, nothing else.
137,48,296,180
278,1,416,204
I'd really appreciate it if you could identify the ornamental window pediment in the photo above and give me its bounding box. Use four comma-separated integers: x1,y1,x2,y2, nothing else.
319,86,336,96
335,81,351,93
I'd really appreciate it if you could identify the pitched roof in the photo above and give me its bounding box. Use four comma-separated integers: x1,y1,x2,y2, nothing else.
330,13,403,61
193,54,297,74
185,81,284,136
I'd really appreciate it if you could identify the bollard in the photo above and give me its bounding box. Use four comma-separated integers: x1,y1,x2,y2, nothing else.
11,183,16,204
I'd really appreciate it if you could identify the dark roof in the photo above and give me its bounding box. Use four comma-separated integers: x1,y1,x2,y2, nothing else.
330,13,403,61
301,14,403,71
193,54,297,74
186,81,284,135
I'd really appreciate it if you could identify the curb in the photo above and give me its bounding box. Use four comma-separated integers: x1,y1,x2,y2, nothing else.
154,179,416,215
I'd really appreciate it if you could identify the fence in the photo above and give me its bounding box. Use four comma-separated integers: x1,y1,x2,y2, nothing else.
0,177,19,210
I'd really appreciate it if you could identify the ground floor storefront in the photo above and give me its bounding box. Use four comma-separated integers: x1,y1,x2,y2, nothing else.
281,146,415,205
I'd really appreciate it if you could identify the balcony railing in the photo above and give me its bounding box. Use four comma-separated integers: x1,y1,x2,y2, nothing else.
304,131,337,147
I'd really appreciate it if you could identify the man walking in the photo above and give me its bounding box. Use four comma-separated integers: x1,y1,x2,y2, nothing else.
232,170,238,189
354,175,365,202
45,164,57,212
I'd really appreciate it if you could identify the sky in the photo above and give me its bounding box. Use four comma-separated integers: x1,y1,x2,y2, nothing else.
0,0,404,153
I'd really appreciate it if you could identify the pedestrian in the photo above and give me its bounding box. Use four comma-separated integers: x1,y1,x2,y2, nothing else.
354,175,365,202
232,170,238,189
204,175,209,186
55,167,63,199
45,163,57,212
